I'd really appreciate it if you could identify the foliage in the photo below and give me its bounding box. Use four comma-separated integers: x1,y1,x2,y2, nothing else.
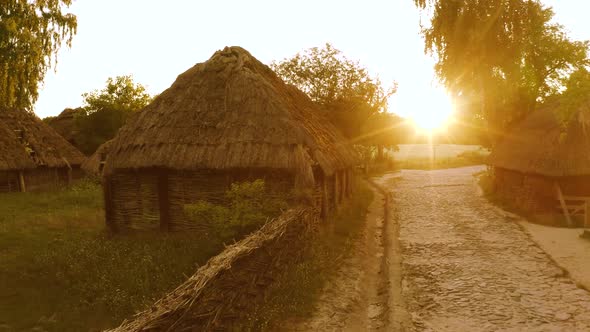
242,180,374,330
360,112,405,159
414,0,589,139
271,44,397,140
0,0,77,110
557,67,590,124
184,179,289,241
73,75,153,154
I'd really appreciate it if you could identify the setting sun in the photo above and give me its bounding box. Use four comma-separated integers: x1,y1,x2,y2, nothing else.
409,88,454,133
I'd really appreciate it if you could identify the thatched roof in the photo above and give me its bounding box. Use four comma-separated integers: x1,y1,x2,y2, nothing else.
0,107,86,167
0,121,36,171
104,46,356,178
488,105,590,177
82,139,112,176
44,107,82,144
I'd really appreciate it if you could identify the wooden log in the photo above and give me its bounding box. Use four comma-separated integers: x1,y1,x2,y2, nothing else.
18,171,26,192
321,175,329,221
158,170,171,231
104,175,117,232
586,200,589,229
555,182,573,227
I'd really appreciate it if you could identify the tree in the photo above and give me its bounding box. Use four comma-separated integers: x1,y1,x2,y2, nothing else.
271,44,397,140
0,0,77,110
74,75,153,154
414,0,588,142
360,112,405,160
556,67,590,124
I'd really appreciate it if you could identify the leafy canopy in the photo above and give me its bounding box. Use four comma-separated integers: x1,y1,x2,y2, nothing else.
74,75,153,154
271,43,398,141
414,0,589,137
0,0,77,110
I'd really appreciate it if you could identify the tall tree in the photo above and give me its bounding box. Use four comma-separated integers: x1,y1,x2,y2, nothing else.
271,44,397,140
0,0,77,110
414,0,588,141
74,75,153,154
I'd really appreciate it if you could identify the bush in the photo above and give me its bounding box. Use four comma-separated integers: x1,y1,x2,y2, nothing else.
184,179,288,241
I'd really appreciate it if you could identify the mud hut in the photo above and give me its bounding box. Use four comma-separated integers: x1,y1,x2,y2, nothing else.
488,105,590,225
103,46,357,231
82,140,112,177
0,108,87,191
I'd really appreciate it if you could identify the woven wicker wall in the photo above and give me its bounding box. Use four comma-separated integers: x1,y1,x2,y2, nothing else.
24,167,62,192
560,175,590,196
108,171,161,231
107,168,298,231
0,171,20,192
493,167,557,213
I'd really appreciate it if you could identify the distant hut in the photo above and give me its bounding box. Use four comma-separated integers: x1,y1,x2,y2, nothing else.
0,108,87,191
103,46,357,231
44,107,83,146
0,122,36,192
488,105,590,225
82,140,112,177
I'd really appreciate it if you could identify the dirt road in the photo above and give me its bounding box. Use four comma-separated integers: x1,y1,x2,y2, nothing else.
394,166,590,331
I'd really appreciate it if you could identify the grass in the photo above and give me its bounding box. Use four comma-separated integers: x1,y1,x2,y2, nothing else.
392,144,490,170
241,180,375,330
0,180,232,332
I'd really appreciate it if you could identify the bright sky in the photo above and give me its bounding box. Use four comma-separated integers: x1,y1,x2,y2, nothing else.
34,0,590,123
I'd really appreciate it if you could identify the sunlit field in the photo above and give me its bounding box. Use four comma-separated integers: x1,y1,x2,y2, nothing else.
391,144,490,170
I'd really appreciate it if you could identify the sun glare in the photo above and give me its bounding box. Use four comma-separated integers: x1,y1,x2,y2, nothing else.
410,88,454,133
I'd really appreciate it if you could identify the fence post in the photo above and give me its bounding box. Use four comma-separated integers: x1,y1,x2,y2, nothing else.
158,170,171,231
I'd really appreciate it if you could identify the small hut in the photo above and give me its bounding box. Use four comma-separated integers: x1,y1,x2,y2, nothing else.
488,105,590,225
103,46,357,231
44,107,83,146
82,140,112,177
0,107,87,191
0,122,36,192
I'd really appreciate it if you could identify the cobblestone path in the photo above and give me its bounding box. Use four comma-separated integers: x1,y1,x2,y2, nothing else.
395,166,590,332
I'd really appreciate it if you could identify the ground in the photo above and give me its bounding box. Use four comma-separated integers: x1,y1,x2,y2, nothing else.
394,166,590,331
298,166,590,331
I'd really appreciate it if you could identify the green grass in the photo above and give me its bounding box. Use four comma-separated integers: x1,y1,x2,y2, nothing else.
0,180,227,332
242,181,375,330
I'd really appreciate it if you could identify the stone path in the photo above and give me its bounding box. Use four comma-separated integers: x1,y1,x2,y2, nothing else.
394,166,590,331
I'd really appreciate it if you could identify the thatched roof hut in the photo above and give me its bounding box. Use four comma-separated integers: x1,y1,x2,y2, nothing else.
489,107,590,177
0,107,86,167
0,107,87,191
104,47,355,179
44,107,83,146
488,105,590,224
0,121,36,172
104,46,357,231
82,139,112,177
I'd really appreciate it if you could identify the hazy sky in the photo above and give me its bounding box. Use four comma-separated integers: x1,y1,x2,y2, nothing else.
34,0,590,120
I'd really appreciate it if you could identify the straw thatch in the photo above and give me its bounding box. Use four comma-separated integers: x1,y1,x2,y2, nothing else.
44,107,82,145
82,139,112,176
0,121,36,171
108,208,316,332
104,46,357,182
488,106,590,177
0,107,86,167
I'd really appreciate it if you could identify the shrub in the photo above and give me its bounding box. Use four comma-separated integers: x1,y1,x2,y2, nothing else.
184,179,288,241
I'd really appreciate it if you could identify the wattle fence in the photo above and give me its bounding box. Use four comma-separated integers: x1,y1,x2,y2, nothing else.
107,208,318,331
